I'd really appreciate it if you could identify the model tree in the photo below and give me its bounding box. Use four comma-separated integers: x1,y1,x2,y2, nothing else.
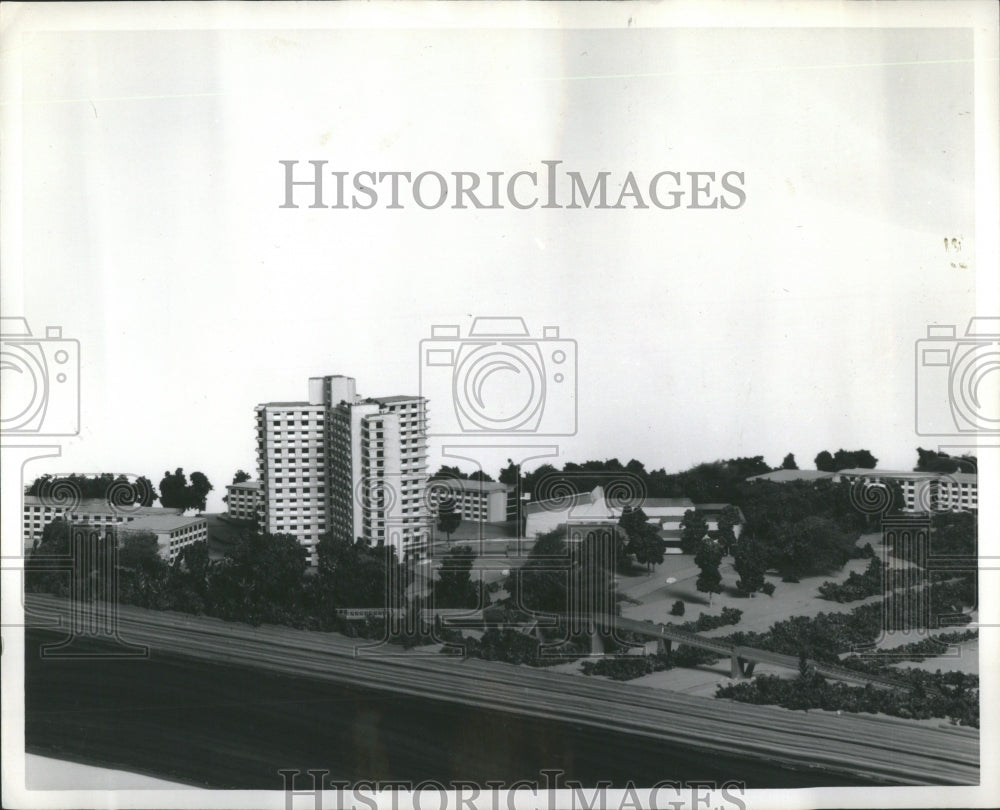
159,468,214,512
733,534,766,595
619,506,665,572
436,499,462,543
679,509,709,554
694,538,724,604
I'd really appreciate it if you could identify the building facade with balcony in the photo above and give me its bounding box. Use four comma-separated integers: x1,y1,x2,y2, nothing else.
328,389,430,559
255,392,329,563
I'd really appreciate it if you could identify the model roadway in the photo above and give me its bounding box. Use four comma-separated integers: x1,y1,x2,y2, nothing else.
23,593,979,787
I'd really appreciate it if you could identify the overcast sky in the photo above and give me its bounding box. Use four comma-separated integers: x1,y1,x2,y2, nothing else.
3,8,993,512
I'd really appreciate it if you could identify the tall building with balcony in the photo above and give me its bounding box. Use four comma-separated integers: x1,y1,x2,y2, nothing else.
255,388,329,563
328,391,430,559
256,375,429,564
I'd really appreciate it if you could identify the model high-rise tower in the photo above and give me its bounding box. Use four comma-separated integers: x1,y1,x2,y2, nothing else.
256,375,429,564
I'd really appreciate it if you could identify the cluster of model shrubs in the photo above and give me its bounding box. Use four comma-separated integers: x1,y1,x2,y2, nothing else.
819,557,888,602
716,669,979,727
817,557,914,603
712,493,980,726
887,576,975,628
454,629,588,666
719,580,973,669
731,479,873,586
677,607,743,633
580,645,720,681
850,542,877,559
666,477,882,600
817,558,880,602
721,606,884,664
838,630,978,672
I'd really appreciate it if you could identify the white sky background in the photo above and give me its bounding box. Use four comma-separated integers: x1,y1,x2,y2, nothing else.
6,16,987,511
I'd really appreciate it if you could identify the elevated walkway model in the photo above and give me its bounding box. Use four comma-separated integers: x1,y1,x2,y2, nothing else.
432,610,917,691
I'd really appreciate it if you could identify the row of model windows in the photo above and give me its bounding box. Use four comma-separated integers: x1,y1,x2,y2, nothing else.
169,535,204,547
857,477,977,489
168,525,205,538
23,507,131,518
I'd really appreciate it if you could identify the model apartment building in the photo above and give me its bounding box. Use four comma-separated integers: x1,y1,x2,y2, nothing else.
256,375,429,563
